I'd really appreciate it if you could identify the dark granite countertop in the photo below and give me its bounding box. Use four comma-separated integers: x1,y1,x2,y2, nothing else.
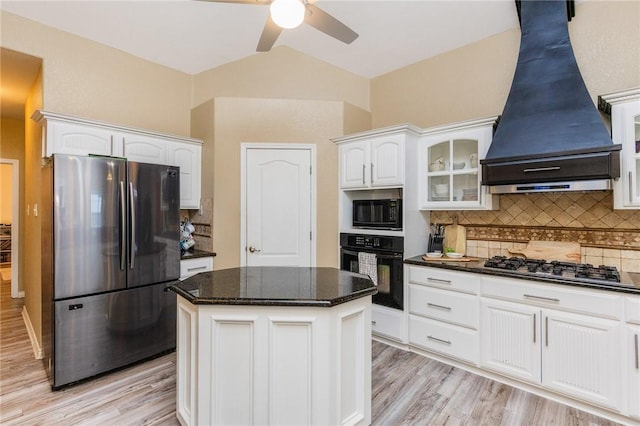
171,266,378,307
404,255,640,295
180,249,216,260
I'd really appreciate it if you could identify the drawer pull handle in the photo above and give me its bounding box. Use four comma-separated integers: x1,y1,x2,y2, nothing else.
427,335,451,345
545,316,549,347
533,313,536,343
427,277,451,285
635,334,639,370
187,266,208,272
371,320,377,326
523,166,560,173
427,302,451,311
524,294,560,303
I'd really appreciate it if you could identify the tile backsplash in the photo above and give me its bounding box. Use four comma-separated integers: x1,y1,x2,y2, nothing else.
430,191,640,272
180,197,213,252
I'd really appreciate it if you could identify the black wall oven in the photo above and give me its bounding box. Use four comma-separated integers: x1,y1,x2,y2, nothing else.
352,199,402,230
339,233,404,310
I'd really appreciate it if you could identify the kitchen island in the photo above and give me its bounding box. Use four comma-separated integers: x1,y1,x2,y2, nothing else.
170,267,377,426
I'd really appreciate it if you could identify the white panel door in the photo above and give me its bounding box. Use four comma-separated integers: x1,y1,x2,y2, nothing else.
246,148,312,267
542,309,622,411
370,137,404,187
339,142,369,188
480,298,541,384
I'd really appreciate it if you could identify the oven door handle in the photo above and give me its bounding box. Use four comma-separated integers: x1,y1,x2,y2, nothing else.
341,248,403,259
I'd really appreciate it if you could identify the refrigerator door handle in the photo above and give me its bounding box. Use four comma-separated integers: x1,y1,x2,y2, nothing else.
129,182,136,270
120,181,126,271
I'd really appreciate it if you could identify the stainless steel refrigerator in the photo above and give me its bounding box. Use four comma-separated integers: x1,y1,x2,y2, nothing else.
41,154,180,389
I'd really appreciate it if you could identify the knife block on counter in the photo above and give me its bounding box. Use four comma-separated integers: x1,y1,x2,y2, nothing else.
427,234,444,253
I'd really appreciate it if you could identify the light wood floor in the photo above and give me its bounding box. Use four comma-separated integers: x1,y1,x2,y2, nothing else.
0,282,622,425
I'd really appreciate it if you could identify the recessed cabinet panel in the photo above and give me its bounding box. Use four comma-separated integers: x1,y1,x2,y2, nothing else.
169,142,202,209
627,325,640,419
123,133,168,165
337,132,408,190
542,310,622,411
46,121,117,157
340,142,369,188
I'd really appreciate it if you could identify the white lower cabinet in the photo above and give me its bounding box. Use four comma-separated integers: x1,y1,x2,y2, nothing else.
408,266,479,365
176,295,372,426
627,324,640,419
409,315,479,364
407,264,638,423
542,309,621,411
371,304,406,343
480,298,541,384
180,256,213,280
481,276,623,412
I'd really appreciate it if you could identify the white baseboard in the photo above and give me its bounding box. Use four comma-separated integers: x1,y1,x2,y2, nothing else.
22,306,43,359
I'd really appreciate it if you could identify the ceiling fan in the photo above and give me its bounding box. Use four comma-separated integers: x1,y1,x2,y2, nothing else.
199,0,359,52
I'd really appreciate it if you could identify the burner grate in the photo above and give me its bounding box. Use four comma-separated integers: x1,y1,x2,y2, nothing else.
484,256,621,283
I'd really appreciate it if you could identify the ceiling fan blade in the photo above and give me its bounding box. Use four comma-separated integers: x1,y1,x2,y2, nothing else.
256,15,283,51
304,4,358,44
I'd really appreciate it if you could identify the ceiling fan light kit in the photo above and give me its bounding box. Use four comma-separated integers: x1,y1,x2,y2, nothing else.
269,0,305,29
200,0,358,52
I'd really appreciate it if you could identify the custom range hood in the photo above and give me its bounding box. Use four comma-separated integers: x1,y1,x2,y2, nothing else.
481,0,621,194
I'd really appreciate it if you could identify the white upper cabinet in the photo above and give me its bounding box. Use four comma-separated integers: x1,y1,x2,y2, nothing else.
339,141,369,188
33,110,203,210
168,141,202,210
122,132,168,165
419,117,498,210
599,88,640,209
335,125,416,190
39,119,122,158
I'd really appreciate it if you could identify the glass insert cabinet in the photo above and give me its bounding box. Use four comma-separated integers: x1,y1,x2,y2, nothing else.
599,88,640,209
419,117,498,210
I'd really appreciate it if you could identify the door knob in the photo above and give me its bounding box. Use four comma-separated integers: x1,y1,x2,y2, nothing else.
248,246,261,253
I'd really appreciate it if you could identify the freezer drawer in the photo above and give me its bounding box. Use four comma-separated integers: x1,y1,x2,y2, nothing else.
51,281,176,388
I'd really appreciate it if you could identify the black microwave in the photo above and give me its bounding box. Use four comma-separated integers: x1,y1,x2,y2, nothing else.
352,199,402,230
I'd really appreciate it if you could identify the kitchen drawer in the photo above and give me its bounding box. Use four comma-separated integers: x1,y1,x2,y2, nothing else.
481,276,623,320
409,315,479,365
409,284,478,329
180,257,213,280
371,305,406,343
627,296,640,324
408,265,480,295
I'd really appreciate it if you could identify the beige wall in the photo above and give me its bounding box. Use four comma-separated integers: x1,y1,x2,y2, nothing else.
24,68,43,347
371,1,640,129
0,164,11,223
193,46,371,113
210,97,349,269
0,118,26,294
0,11,192,137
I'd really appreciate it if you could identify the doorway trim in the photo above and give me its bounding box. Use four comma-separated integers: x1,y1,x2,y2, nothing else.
240,143,317,267
0,158,22,298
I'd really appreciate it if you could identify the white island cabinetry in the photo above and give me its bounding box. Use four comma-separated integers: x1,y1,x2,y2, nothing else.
173,267,375,426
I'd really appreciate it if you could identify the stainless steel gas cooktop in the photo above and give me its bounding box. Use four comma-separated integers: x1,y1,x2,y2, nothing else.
484,256,621,286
